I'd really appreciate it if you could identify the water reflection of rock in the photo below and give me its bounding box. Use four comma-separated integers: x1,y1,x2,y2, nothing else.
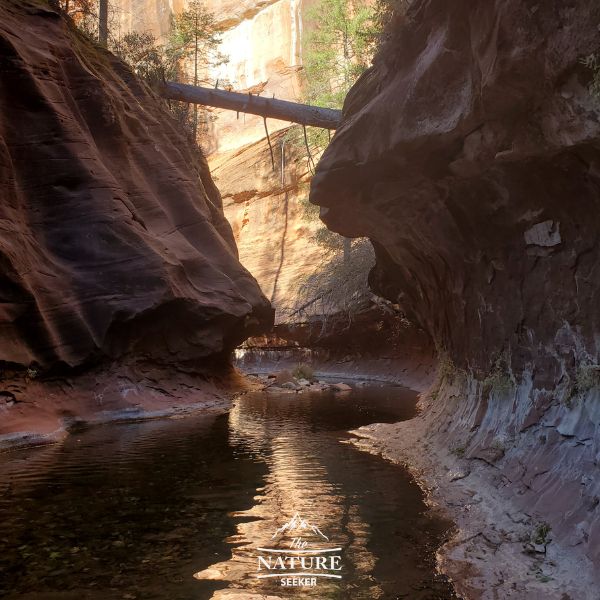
194,391,384,598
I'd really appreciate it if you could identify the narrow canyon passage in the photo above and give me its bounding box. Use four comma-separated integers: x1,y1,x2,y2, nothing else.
2,0,600,598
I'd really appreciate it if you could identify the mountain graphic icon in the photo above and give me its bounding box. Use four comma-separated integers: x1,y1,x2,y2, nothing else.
271,512,329,541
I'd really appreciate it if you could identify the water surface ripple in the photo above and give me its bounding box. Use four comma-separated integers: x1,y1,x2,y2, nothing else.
0,383,457,599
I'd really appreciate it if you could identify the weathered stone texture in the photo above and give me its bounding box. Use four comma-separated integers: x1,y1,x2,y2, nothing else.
0,0,272,370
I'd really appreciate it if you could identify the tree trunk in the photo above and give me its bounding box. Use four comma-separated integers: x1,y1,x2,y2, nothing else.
193,18,198,141
159,82,342,130
98,0,108,45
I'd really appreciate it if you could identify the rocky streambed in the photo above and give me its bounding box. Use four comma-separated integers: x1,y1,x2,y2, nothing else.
250,370,355,394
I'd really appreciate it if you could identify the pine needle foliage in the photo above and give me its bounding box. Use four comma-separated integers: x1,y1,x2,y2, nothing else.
58,0,225,149
303,0,378,110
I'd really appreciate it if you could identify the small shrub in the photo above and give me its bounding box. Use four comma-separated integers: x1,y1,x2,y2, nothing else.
438,356,456,383
532,522,552,546
483,371,514,394
292,363,315,381
451,445,466,458
491,438,506,452
481,353,515,395
562,382,576,408
575,364,600,393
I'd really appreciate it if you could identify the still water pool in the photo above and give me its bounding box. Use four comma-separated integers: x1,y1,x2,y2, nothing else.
0,383,457,599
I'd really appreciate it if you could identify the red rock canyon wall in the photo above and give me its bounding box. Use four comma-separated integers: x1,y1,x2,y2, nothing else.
0,0,273,373
312,0,600,575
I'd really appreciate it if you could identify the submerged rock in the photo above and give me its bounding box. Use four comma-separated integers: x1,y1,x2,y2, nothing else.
280,381,300,391
332,382,352,392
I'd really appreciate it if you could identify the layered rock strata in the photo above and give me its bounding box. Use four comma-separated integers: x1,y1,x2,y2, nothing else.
311,0,600,595
114,0,324,316
0,0,272,439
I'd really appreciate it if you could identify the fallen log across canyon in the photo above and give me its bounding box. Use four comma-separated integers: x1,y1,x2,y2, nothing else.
159,81,342,129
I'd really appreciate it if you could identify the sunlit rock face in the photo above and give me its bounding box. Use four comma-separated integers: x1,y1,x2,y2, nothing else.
212,131,323,317
0,0,272,370
115,0,184,39
311,0,600,564
206,0,304,154
204,0,325,317
115,0,304,152
114,0,323,318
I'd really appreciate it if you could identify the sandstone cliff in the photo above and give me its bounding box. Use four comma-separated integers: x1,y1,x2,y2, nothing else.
212,129,323,316
113,0,324,319
114,0,183,39
312,0,600,595
0,0,272,440
205,0,326,319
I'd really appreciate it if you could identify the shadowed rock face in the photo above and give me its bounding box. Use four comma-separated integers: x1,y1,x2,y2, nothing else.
0,0,273,371
311,0,600,574
312,0,600,375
